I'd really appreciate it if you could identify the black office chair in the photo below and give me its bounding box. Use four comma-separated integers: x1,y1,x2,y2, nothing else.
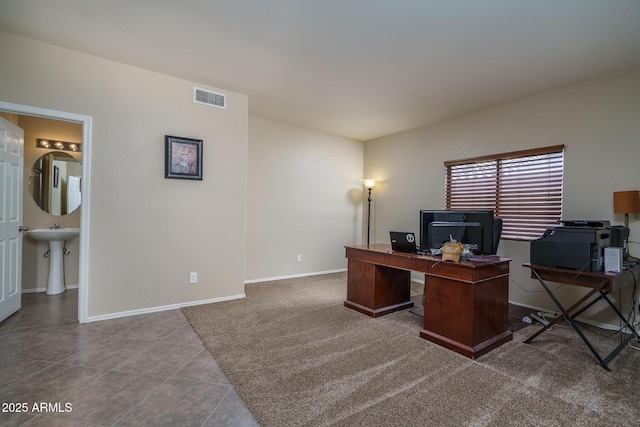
490,217,503,255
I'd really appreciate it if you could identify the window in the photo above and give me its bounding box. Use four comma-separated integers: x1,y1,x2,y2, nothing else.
445,145,564,240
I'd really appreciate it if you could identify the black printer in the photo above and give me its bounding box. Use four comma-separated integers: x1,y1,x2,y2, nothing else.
530,220,611,272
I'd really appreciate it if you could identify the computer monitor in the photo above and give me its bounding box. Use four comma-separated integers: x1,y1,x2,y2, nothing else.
428,221,482,253
420,210,496,255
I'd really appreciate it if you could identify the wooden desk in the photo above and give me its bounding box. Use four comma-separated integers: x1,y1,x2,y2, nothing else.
523,263,640,370
345,244,512,358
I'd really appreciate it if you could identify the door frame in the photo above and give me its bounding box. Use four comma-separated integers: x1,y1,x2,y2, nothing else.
0,101,91,323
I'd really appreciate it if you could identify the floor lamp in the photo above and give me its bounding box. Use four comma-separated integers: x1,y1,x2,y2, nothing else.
362,179,376,246
613,190,640,261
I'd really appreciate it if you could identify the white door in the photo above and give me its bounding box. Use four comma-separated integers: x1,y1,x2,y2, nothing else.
67,175,81,213
0,117,24,322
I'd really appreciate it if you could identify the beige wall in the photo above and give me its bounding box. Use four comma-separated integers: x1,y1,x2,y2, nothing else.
365,69,640,327
19,116,82,291
245,116,364,281
3,28,638,329
0,32,249,318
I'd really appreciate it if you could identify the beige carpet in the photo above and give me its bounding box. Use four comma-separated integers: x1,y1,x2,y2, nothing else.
182,272,640,427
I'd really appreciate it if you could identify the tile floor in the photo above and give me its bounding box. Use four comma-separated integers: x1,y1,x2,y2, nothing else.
0,290,258,427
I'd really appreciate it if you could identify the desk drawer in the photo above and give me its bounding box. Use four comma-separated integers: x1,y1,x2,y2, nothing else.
416,258,510,283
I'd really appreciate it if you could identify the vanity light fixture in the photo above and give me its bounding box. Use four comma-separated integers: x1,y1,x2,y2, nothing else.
36,138,82,152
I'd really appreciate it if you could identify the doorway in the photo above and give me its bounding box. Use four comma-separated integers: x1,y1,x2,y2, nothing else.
0,101,91,323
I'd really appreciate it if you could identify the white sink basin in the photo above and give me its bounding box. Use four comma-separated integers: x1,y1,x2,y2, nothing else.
27,228,80,242
26,228,80,295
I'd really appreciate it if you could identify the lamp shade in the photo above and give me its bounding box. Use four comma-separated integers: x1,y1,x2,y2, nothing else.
361,179,376,190
613,190,640,214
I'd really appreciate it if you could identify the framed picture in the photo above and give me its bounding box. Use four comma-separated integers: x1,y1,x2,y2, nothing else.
53,165,60,188
165,135,203,180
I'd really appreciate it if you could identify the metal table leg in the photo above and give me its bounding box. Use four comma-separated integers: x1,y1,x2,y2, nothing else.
599,291,640,365
525,268,612,371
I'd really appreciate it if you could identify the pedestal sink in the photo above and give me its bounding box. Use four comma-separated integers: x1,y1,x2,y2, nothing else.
26,228,80,295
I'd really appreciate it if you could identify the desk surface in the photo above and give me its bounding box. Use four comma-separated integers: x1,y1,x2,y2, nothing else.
347,244,510,269
523,263,640,292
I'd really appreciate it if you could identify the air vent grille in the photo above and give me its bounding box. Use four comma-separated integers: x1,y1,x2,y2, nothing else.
194,87,227,109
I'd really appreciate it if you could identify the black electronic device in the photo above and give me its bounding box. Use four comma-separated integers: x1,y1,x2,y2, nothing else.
390,231,418,254
610,225,629,248
419,210,496,255
560,220,610,228
428,221,482,253
530,223,610,272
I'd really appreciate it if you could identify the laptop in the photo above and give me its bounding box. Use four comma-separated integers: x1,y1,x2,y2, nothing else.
390,231,419,254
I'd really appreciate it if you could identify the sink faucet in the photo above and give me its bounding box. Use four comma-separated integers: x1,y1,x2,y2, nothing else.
50,224,65,229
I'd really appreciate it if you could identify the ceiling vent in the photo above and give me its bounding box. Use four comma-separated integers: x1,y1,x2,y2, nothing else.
193,87,227,109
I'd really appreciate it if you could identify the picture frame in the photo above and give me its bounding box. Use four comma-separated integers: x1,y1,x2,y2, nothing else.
165,135,203,180
53,165,60,188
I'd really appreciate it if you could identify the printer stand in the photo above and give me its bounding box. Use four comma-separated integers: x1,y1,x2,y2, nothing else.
523,263,640,371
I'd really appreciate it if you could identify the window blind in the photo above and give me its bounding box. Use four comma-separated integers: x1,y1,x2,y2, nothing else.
445,145,564,240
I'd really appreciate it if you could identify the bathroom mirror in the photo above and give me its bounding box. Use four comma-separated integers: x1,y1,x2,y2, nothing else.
29,152,82,216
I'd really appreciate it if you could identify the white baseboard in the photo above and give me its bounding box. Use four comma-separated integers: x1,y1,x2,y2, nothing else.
22,284,79,294
85,293,246,323
244,268,347,284
28,271,348,324
22,287,46,294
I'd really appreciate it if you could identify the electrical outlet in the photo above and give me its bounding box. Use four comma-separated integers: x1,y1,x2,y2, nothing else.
189,272,197,284
297,254,302,262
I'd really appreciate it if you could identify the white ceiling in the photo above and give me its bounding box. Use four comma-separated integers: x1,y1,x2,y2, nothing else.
1,0,639,141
